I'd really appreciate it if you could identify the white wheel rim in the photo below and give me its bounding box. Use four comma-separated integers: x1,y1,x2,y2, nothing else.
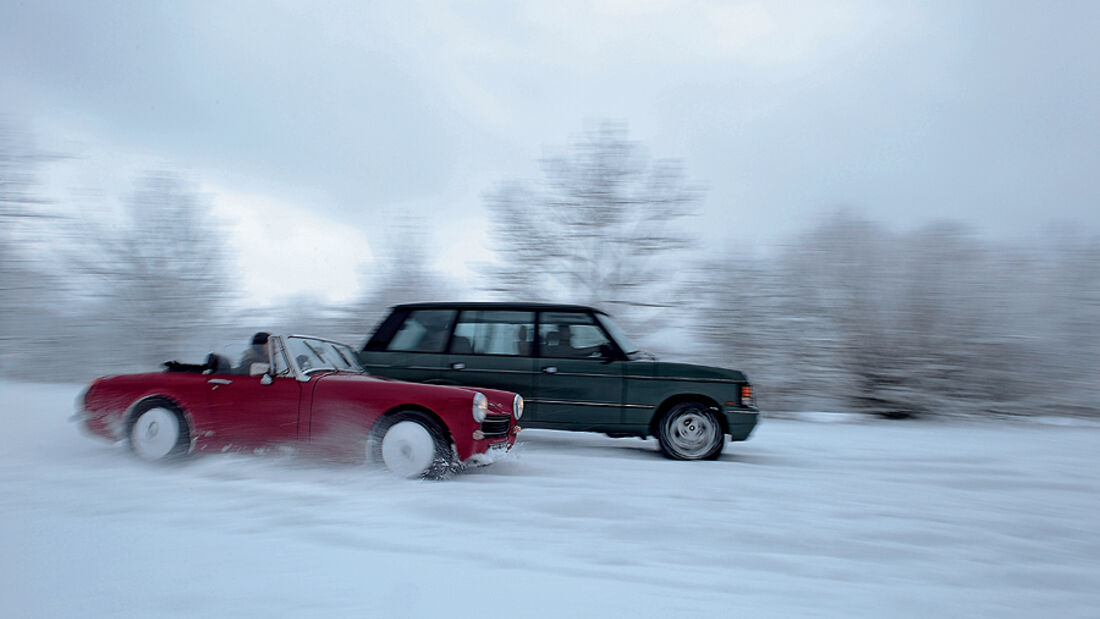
131,408,180,461
381,420,436,478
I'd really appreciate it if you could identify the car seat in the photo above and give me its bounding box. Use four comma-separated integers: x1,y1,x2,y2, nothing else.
205,353,233,375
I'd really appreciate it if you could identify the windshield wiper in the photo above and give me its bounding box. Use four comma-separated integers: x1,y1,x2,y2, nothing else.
302,341,337,371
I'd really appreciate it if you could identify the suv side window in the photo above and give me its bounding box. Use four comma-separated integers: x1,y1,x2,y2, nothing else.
538,311,611,359
452,310,535,356
386,309,457,353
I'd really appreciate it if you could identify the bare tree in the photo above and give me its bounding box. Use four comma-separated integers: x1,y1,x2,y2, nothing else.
483,122,702,322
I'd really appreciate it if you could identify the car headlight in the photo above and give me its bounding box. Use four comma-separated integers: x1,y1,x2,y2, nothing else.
513,394,524,420
472,392,488,423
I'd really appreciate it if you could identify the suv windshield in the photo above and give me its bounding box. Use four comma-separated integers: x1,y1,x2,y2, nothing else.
286,336,365,375
594,313,639,356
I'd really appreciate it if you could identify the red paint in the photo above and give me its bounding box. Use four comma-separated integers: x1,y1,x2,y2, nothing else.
79,369,518,464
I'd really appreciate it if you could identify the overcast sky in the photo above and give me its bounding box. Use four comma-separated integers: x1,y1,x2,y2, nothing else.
2,1,1098,303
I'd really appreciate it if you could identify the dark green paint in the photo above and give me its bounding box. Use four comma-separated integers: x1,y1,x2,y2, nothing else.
360,303,758,441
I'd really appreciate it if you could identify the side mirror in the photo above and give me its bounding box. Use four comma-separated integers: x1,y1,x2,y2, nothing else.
249,362,271,377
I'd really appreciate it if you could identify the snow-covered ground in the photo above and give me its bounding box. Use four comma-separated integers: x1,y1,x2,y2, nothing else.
3,381,1099,618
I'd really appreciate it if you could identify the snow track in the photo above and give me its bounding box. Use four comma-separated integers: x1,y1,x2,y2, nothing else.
3,381,1099,618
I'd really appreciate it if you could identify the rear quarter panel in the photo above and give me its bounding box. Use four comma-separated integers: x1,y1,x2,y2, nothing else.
82,373,212,446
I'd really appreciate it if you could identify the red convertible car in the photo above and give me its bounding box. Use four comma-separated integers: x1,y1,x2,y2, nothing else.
76,334,522,478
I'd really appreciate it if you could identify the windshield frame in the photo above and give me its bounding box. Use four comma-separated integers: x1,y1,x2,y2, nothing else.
594,312,640,357
284,335,368,379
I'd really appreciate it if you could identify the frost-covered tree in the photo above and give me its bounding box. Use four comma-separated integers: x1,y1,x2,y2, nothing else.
1016,229,1100,415
696,210,1100,418
79,173,232,370
0,119,58,372
694,250,842,413
483,122,701,324
771,213,1029,417
326,220,458,345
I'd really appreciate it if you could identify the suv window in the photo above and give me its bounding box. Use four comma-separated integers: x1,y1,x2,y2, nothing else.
452,310,535,356
387,309,457,353
538,311,611,359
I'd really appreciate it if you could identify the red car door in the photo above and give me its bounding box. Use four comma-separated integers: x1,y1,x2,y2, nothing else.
205,373,304,448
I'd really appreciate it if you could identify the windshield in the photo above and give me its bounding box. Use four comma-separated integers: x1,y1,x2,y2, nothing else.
595,313,639,356
285,336,366,375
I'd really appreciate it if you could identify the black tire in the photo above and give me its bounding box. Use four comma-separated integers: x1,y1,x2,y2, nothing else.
369,411,456,479
656,402,724,461
127,398,191,462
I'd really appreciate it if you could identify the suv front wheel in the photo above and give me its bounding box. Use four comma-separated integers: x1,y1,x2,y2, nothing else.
656,402,724,460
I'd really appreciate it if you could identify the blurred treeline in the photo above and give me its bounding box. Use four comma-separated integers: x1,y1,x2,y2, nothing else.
3,119,1097,417
0,119,444,381
691,214,1100,417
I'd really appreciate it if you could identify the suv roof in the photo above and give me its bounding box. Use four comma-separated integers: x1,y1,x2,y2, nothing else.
392,302,608,315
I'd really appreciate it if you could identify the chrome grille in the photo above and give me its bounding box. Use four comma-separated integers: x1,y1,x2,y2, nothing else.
480,415,511,438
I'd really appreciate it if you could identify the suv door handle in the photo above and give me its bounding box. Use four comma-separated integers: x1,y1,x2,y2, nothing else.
451,362,466,370
542,366,558,374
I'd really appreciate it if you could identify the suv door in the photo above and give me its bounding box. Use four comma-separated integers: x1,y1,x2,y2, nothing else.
360,308,456,383
533,311,625,430
441,309,538,414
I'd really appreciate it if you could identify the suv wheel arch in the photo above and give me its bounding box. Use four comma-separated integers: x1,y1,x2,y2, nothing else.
648,394,726,438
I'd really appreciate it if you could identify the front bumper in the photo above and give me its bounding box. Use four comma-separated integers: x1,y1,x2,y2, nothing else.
464,416,521,463
723,406,759,441
466,425,520,466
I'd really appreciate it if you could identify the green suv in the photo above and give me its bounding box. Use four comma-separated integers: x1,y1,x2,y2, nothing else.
360,303,758,460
